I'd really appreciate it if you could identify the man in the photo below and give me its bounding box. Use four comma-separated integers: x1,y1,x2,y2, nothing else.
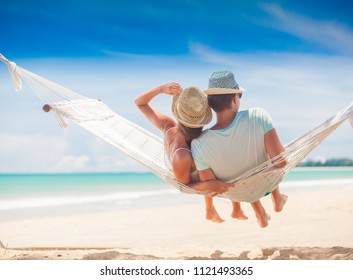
191,71,287,227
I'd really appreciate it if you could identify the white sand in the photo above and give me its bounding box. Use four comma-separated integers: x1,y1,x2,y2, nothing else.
1,186,353,260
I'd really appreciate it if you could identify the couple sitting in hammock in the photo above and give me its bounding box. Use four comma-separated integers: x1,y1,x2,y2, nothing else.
135,71,287,227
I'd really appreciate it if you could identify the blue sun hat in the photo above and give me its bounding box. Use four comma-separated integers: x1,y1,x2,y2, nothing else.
204,71,245,95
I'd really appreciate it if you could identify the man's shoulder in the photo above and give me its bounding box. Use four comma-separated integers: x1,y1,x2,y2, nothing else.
248,107,274,132
248,107,271,119
249,107,268,114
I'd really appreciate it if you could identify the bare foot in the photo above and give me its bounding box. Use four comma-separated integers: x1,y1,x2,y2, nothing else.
206,208,225,223
272,194,288,212
256,212,271,228
231,209,248,220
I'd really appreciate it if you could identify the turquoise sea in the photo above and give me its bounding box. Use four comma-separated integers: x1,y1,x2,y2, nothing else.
1,168,353,222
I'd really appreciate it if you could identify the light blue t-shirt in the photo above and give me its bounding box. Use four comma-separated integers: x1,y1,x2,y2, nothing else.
191,108,274,182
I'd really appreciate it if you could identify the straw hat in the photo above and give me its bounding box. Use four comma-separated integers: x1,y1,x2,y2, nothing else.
172,86,212,128
203,71,245,95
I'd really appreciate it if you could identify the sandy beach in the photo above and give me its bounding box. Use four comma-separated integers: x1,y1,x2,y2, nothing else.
1,183,353,260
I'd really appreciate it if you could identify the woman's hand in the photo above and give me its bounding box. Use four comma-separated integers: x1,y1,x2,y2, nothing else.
211,182,231,194
135,82,182,106
160,82,183,96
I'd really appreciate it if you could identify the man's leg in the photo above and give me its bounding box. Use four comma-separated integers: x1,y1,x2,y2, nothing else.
231,201,248,220
250,200,270,228
271,186,288,212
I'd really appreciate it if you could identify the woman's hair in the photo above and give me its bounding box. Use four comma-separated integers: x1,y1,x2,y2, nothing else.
208,93,235,112
178,123,203,145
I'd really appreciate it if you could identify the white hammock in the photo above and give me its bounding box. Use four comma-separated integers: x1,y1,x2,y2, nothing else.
1,54,353,203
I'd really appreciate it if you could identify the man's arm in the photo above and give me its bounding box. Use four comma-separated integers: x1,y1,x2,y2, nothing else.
264,128,287,168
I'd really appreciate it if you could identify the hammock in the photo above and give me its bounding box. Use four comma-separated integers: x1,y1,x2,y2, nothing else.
1,54,353,203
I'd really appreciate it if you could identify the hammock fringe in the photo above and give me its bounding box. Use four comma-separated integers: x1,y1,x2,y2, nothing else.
0,53,22,91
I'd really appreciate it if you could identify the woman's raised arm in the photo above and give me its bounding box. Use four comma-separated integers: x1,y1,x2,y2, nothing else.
135,83,182,133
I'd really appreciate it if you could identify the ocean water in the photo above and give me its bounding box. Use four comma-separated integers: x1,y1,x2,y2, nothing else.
1,168,353,221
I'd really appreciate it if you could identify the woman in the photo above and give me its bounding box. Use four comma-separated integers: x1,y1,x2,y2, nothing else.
135,82,229,222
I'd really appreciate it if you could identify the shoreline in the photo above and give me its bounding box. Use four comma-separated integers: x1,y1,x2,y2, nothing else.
1,168,353,218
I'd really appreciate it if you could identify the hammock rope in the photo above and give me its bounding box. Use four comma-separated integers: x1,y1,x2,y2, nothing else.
1,54,353,202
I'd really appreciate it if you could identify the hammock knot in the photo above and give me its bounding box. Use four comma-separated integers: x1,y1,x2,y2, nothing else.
0,53,23,92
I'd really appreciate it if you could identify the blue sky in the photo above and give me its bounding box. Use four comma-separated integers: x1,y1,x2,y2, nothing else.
2,0,353,57
1,0,353,173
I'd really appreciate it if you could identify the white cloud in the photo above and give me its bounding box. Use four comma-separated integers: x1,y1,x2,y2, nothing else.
260,3,353,55
0,133,68,173
54,155,90,172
